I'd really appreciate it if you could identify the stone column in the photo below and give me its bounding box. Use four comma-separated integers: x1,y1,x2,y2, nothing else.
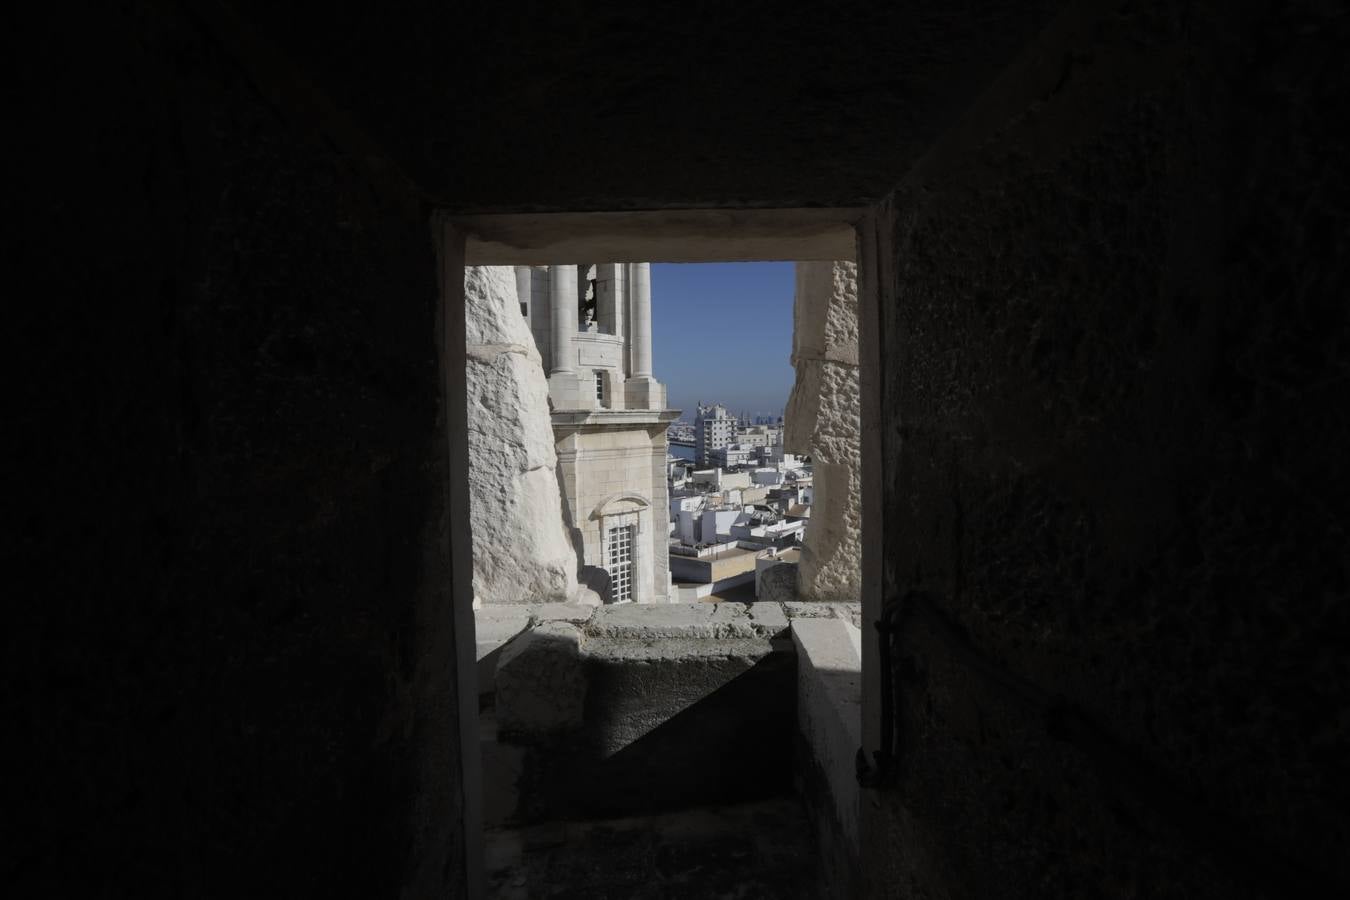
625,262,661,410
629,262,653,378
548,264,581,408
550,264,578,375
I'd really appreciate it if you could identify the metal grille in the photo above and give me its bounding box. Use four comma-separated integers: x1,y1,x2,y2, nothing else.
606,524,634,603
595,371,605,403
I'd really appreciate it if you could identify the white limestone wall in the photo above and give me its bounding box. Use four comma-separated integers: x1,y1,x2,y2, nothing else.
557,425,671,603
785,261,861,602
465,266,579,606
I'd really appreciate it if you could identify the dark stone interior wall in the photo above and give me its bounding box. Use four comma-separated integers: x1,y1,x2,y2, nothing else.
10,0,1347,896
871,1,1348,897
226,0,1064,211
8,5,464,896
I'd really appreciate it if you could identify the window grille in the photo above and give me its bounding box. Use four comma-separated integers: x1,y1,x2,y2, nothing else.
595,371,605,404
606,524,635,603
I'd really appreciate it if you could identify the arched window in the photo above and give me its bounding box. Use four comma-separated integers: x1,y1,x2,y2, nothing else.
591,492,652,604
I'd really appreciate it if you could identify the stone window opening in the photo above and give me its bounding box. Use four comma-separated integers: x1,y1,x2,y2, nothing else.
447,211,879,898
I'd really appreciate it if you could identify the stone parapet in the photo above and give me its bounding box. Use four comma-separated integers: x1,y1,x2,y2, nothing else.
489,601,796,824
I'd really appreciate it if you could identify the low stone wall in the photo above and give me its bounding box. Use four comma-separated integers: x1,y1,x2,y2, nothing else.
474,603,596,697
487,602,796,824
790,613,862,900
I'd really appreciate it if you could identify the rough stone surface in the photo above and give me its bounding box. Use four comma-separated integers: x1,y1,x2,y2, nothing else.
10,6,468,895
786,261,862,602
475,608,534,659
20,2,1346,898
484,799,821,899
758,560,800,605
530,603,599,625
586,601,787,641
495,622,587,736
783,601,863,630
491,605,795,823
744,601,790,637
233,4,1061,211
476,604,601,693
465,266,579,606
869,3,1350,897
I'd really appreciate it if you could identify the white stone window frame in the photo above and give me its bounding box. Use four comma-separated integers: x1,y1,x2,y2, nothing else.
590,492,651,605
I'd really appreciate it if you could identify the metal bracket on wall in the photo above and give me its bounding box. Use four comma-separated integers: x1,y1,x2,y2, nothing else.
856,591,926,789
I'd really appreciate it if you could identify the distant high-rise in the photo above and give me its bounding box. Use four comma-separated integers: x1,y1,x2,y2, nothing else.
695,402,734,465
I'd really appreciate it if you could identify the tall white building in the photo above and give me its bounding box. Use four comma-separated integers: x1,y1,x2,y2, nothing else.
515,263,678,603
695,403,734,465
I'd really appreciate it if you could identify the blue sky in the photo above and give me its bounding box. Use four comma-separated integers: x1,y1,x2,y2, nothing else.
650,262,795,421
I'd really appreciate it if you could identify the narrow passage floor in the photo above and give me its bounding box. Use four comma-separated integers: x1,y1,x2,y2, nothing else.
485,798,820,899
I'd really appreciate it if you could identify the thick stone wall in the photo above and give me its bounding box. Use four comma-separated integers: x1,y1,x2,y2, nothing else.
492,604,796,823
786,261,862,602
15,3,1347,897
232,2,1061,210
10,6,466,896
868,2,1350,897
465,266,580,605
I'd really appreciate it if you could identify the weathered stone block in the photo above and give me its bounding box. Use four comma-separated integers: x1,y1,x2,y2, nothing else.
785,261,861,603
494,622,587,736
587,602,722,639
529,603,597,625
759,561,800,604
465,265,579,607
496,604,797,823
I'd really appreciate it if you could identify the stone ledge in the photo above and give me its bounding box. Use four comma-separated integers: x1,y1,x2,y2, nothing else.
783,601,863,630
583,636,775,662
475,603,601,695
496,622,587,735
791,617,862,857
586,601,789,641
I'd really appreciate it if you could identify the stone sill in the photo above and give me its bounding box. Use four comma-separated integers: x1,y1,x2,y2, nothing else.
791,615,862,856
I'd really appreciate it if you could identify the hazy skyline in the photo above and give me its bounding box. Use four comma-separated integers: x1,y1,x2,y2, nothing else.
650,262,795,419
